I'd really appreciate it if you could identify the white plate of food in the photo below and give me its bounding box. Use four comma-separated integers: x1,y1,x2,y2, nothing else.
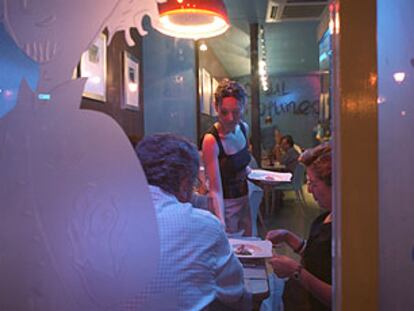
248,169,292,183
229,239,273,258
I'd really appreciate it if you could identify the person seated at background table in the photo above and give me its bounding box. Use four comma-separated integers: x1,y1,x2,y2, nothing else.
266,142,332,311
201,79,252,236
260,115,279,159
274,135,301,173
132,133,251,310
248,137,260,169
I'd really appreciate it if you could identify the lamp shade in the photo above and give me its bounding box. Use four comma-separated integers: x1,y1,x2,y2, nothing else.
157,0,230,39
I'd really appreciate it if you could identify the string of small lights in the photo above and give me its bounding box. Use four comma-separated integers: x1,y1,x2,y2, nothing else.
258,25,269,92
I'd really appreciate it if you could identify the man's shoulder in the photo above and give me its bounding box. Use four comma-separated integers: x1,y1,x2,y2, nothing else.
186,206,228,240
190,206,223,228
157,200,223,231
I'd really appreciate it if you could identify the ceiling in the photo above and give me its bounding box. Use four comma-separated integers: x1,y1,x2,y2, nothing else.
203,0,329,77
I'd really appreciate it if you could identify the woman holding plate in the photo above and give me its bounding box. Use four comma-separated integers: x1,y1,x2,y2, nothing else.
201,79,252,236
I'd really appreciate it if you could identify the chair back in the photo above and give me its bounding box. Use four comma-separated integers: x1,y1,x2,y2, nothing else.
292,163,306,190
248,181,263,237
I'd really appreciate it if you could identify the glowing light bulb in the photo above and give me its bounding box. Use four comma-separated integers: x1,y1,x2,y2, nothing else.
128,82,138,92
377,96,386,104
335,13,340,34
199,43,208,51
158,14,229,40
259,60,266,68
259,68,266,76
393,72,406,83
175,75,184,84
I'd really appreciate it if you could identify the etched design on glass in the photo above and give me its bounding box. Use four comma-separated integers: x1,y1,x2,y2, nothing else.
0,0,164,309
69,187,124,276
106,0,167,45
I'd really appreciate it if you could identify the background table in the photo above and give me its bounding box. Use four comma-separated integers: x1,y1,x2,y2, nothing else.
248,176,289,216
261,161,287,172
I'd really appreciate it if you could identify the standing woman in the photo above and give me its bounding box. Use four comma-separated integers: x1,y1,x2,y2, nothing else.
201,79,252,236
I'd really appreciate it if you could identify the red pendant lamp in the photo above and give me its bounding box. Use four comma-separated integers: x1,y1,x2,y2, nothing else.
157,0,230,39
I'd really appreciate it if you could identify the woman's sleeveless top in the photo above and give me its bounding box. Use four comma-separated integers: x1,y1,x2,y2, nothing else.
204,123,251,199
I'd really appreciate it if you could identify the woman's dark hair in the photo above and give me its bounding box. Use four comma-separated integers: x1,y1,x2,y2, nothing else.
281,135,294,147
214,79,247,108
135,133,200,196
299,142,332,187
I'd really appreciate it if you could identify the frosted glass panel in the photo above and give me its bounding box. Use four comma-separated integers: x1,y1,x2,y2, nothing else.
378,0,414,309
143,23,197,142
0,24,39,118
0,1,162,309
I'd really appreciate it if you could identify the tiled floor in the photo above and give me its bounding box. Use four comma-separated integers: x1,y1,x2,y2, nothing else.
258,185,324,246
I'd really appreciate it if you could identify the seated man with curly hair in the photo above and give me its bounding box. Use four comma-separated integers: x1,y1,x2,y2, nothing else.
129,133,251,311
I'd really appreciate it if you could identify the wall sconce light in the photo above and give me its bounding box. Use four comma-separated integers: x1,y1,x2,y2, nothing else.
157,0,230,40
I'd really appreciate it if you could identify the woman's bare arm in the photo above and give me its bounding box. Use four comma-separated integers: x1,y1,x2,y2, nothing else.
270,255,331,307
300,268,332,307
202,134,225,224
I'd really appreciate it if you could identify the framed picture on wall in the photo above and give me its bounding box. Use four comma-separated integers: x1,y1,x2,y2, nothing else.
80,33,107,102
201,68,212,115
319,93,325,122
210,77,219,116
121,51,140,111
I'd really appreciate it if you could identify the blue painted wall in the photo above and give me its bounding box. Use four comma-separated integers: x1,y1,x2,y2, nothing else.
259,73,320,149
265,21,319,75
1,18,198,142
234,21,320,153
142,21,197,143
238,73,320,151
0,23,39,118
